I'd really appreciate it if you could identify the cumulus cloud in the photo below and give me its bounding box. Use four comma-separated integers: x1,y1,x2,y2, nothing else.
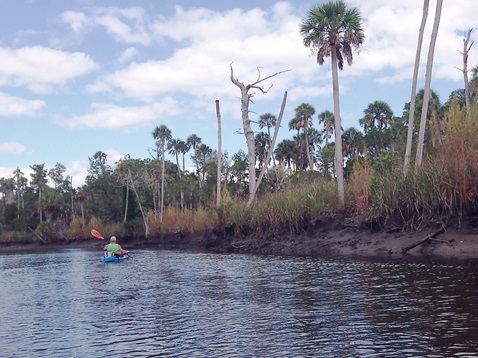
53,97,183,129
353,0,478,83
93,7,152,45
0,93,45,116
61,11,88,32
0,142,27,154
0,46,98,93
90,4,312,103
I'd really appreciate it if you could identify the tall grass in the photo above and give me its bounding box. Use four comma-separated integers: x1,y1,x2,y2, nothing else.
368,100,478,229
144,206,216,237
220,180,339,235
350,158,372,215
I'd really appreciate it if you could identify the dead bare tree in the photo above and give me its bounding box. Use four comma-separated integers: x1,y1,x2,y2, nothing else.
229,63,290,204
246,91,288,209
456,28,474,116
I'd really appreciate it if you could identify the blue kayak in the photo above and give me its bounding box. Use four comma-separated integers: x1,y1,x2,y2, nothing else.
99,254,132,264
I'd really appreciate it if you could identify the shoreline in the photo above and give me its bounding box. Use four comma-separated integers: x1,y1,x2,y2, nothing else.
2,224,478,263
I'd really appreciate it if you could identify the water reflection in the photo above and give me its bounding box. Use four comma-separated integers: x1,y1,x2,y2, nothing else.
0,250,477,357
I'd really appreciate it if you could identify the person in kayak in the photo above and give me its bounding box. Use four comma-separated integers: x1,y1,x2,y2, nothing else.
103,236,128,257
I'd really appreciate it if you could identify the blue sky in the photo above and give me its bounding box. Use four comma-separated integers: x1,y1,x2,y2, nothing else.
1,0,477,188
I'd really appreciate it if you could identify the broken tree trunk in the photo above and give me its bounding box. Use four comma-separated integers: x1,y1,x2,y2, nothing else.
401,227,446,254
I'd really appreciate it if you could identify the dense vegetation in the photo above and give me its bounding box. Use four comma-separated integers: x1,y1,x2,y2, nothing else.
1,91,476,244
1,1,478,245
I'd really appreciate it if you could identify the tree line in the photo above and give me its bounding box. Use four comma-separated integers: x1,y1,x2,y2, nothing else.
0,0,477,241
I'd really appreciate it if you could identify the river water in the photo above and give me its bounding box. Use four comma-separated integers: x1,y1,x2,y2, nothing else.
1,249,477,357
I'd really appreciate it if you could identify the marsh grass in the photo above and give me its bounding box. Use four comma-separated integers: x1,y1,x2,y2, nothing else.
220,180,339,235
350,158,372,215
143,205,216,237
369,100,478,229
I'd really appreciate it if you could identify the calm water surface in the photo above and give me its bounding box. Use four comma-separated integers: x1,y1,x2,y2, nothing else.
1,249,478,357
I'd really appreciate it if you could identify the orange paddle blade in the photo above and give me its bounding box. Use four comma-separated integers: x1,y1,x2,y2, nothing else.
91,229,105,240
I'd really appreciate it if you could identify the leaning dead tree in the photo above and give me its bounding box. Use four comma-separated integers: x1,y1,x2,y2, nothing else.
247,91,287,209
229,63,290,206
456,28,474,116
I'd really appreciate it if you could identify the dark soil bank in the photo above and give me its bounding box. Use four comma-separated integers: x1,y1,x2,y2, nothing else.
3,216,478,262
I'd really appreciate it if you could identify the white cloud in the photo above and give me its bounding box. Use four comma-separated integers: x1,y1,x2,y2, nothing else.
53,97,183,129
65,160,89,188
0,142,27,154
0,46,98,93
61,11,88,32
118,47,139,64
94,7,152,45
89,4,313,104
0,92,45,116
352,0,478,83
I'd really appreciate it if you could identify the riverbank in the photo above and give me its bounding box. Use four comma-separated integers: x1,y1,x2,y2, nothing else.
2,215,478,262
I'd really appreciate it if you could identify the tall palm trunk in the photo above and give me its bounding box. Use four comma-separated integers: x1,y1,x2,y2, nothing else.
415,0,443,167
216,100,222,207
404,0,429,173
160,142,166,223
123,178,129,222
38,187,43,223
304,125,314,170
331,47,345,206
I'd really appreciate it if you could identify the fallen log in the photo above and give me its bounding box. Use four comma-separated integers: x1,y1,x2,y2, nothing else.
401,227,446,255
28,226,47,244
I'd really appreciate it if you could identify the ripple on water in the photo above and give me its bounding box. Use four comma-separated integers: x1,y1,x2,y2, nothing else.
1,250,478,357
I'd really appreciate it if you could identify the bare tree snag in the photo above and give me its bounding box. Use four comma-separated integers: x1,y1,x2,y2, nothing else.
128,168,150,238
246,91,288,209
402,227,446,254
28,226,47,244
229,63,290,203
456,28,474,116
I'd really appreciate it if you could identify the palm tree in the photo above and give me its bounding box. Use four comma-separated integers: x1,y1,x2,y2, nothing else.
342,127,364,159
293,103,316,170
168,138,187,213
259,113,277,165
186,134,202,187
152,124,172,223
255,132,270,169
30,164,48,223
300,0,365,206
0,177,15,205
168,139,185,178
275,139,299,172
360,100,393,133
13,167,25,219
317,110,335,147
194,144,213,187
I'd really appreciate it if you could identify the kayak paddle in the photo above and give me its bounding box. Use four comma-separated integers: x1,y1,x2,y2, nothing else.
91,229,105,240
